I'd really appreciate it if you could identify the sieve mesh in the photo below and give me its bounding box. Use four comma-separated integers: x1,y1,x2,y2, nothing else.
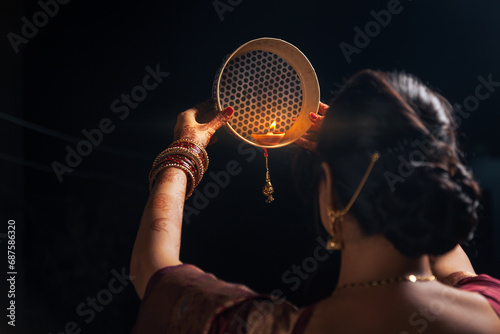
218,50,303,140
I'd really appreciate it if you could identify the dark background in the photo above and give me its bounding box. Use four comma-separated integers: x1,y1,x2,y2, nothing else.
1,0,500,333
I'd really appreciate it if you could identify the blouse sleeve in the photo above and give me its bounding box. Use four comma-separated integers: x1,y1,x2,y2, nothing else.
132,264,307,334
454,274,500,317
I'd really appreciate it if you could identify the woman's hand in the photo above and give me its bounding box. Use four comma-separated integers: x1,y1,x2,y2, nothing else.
173,100,234,147
294,102,329,152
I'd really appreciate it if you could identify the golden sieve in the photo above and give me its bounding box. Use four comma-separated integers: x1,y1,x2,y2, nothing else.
213,37,320,148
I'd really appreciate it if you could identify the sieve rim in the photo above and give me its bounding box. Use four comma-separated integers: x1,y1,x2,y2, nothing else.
214,37,320,148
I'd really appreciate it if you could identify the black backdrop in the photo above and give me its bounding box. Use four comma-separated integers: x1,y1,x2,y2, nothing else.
2,0,500,333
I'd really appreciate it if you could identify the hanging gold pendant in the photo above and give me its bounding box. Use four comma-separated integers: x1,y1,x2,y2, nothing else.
262,149,275,203
262,179,274,203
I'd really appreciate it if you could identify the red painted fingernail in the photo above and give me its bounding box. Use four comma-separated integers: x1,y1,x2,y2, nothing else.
310,112,319,120
225,107,234,117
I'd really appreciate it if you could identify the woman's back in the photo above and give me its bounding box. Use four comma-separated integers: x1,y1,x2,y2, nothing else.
131,70,500,334
304,282,500,334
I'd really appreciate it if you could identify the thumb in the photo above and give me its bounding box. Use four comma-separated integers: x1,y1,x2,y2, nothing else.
208,106,234,131
318,102,329,115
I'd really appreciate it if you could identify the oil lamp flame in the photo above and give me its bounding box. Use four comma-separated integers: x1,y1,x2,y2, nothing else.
270,121,277,132
250,120,284,145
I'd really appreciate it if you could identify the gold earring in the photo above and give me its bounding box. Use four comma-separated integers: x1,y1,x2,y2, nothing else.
326,209,343,250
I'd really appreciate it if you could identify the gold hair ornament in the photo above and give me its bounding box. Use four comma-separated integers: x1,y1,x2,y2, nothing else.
326,152,380,250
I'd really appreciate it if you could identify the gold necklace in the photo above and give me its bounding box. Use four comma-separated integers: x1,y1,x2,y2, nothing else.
335,274,436,291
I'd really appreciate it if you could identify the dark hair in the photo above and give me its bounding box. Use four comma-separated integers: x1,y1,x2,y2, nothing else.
317,70,481,257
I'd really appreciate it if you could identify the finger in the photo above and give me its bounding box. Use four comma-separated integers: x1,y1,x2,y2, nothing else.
309,112,321,122
207,106,234,132
318,102,330,115
294,137,318,152
308,112,325,132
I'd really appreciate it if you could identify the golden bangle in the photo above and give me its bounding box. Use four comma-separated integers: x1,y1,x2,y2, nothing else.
171,139,209,172
161,147,205,185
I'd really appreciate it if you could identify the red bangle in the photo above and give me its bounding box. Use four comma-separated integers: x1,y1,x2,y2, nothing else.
149,140,210,199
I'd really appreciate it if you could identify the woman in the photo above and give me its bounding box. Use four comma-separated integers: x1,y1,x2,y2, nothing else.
130,70,500,333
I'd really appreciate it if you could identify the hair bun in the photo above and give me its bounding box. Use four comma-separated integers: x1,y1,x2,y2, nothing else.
378,162,480,257
318,70,482,257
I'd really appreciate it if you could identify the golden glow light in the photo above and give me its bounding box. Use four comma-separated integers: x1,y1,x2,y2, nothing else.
270,121,277,132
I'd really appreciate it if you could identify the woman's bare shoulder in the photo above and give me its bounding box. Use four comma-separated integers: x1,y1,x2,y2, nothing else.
300,283,500,334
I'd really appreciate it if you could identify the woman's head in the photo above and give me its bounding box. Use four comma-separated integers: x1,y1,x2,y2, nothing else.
317,70,481,257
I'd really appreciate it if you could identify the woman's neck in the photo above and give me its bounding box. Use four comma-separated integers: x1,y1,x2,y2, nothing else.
335,235,433,289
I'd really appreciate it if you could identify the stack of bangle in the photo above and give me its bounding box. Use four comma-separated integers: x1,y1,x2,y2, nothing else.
149,139,209,199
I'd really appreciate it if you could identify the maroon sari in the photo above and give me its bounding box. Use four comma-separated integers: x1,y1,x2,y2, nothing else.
132,264,500,334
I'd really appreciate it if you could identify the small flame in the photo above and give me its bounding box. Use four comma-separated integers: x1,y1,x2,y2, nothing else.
270,121,277,132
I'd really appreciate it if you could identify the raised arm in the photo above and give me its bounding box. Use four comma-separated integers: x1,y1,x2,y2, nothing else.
130,102,234,298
